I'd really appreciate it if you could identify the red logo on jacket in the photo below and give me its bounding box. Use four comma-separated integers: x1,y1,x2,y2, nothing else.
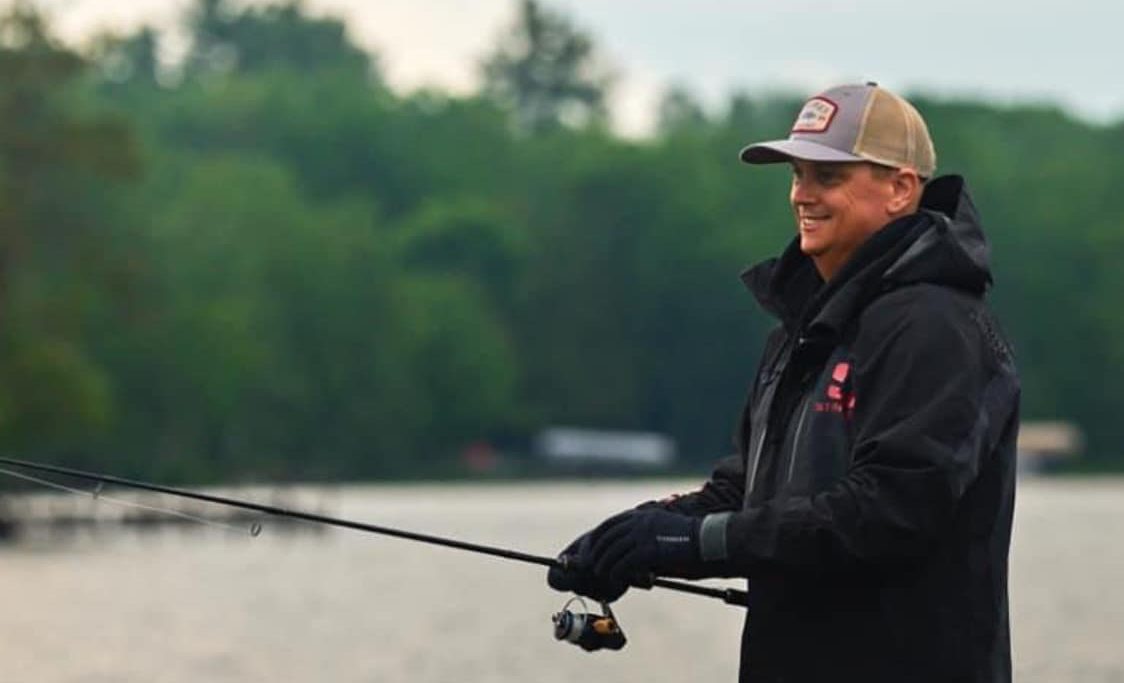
815,362,856,417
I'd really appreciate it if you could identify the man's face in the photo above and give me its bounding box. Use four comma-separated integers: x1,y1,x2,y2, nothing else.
789,160,900,280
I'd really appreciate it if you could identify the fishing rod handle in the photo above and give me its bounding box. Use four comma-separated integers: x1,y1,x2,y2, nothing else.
558,553,748,606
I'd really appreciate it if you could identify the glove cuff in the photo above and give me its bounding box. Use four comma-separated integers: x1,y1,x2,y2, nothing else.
699,511,732,562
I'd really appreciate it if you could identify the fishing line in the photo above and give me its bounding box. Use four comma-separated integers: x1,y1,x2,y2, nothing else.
0,456,748,607
0,466,259,536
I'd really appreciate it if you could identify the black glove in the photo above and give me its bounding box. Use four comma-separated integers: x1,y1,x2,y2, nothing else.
547,532,630,603
588,508,701,584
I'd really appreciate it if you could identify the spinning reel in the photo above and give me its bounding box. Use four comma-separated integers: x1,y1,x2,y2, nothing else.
551,596,627,651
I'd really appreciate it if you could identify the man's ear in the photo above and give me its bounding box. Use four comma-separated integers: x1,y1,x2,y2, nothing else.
886,169,922,215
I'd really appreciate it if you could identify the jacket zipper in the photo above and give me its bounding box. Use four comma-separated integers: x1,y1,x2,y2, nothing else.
746,427,769,496
785,393,813,485
748,337,801,497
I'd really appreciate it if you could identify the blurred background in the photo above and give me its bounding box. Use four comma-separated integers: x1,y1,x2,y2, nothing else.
0,0,1120,680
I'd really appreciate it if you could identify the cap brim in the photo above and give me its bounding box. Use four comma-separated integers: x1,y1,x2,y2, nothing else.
740,139,865,165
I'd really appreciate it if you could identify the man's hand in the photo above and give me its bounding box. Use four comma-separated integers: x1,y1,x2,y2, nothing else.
547,532,630,603
588,508,702,583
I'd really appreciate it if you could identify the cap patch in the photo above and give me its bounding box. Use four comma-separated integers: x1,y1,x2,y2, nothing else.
791,97,837,134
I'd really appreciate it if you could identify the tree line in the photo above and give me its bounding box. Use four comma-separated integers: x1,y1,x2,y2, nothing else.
0,0,1119,482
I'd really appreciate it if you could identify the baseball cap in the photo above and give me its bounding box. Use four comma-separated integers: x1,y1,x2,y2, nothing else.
740,82,936,178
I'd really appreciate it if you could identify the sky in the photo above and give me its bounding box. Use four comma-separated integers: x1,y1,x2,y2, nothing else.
32,0,1124,137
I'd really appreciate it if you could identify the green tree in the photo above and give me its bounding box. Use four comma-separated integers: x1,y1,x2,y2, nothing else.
90,26,161,92
185,0,377,81
0,7,138,453
481,0,612,133
396,273,523,459
394,196,528,312
104,154,425,479
657,84,709,136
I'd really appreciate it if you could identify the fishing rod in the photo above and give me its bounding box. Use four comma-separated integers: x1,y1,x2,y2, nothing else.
0,456,747,650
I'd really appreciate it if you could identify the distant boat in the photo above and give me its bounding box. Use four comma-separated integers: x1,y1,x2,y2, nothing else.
536,426,677,470
1017,421,1084,473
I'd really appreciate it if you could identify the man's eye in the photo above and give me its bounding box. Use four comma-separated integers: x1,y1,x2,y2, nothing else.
815,170,843,185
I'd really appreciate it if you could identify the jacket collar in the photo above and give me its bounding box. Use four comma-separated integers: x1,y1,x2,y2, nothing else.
741,175,992,340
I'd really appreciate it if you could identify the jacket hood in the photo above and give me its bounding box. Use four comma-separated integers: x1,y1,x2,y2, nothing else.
742,175,993,335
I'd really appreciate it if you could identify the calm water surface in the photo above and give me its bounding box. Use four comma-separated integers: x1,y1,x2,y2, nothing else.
1,478,1121,682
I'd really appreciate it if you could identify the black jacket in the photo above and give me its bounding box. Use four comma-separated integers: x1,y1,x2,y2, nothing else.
666,176,1019,682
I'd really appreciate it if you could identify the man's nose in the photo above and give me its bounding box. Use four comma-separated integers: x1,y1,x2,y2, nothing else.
790,180,815,206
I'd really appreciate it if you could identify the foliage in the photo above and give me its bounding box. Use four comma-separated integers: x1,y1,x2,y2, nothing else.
0,1,1121,482
657,84,709,136
185,0,376,82
481,0,612,134
0,7,137,455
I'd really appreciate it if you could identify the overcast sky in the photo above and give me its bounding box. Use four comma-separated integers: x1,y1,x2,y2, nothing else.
35,0,1123,136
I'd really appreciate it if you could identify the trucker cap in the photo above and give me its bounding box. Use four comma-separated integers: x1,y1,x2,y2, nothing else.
740,82,936,178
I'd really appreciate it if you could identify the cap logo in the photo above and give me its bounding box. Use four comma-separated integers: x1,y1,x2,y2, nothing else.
791,97,837,134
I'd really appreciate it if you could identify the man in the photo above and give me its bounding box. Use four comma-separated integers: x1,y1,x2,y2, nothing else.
548,83,1020,682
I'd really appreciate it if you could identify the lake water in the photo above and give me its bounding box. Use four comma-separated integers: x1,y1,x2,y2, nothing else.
1,477,1121,682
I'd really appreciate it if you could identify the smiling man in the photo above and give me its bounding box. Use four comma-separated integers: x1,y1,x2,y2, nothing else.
549,83,1021,682
788,159,922,279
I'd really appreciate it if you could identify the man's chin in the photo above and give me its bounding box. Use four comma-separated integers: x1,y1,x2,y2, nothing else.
799,240,825,257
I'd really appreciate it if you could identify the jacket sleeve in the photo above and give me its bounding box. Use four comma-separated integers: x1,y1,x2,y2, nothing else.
706,289,1018,573
646,453,746,516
